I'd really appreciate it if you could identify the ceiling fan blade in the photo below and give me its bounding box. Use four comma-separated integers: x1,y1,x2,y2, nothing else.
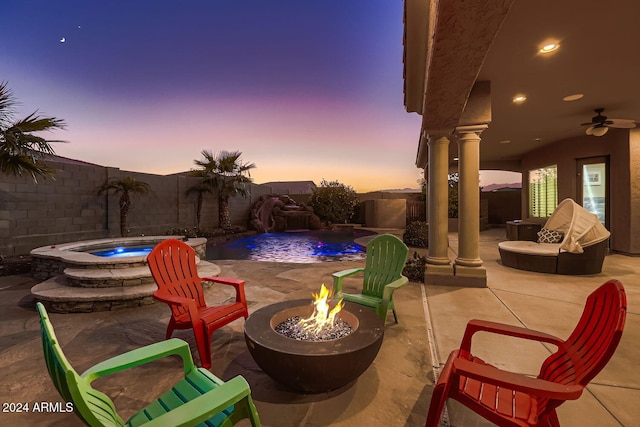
609,119,636,129
580,121,596,126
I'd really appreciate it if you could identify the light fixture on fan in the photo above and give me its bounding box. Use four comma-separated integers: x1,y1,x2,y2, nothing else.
581,108,636,137
586,125,609,137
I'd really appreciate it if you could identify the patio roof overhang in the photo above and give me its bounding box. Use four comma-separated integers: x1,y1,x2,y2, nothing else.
404,0,514,170
405,1,640,174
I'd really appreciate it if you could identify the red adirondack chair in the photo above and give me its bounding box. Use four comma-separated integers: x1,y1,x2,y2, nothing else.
426,279,626,427
147,239,249,369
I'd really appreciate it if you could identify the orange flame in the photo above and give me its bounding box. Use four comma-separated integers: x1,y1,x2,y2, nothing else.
298,284,343,334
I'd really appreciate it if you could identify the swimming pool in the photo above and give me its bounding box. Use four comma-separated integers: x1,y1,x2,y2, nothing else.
206,230,374,263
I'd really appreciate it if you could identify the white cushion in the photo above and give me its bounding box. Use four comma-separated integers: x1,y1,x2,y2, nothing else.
498,241,561,256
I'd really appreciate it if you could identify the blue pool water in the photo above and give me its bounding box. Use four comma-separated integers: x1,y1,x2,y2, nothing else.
92,246,154,258
207,230,374,263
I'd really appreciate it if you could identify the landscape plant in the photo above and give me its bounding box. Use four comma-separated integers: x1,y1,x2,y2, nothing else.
165,225,248,239
308,179,359,224
0,81,66,181
448,173,459,218
403,221,429,248
403,252,427,283
191,150,255,230
185,174,214,230
96,176,151,237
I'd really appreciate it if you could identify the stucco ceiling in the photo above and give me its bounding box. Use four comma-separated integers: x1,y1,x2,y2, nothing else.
475,0,640,169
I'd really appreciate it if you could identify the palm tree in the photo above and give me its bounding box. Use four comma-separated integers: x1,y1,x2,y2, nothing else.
185,179,213,230
192,150,255,230
96,176,151,237
0,81,66,182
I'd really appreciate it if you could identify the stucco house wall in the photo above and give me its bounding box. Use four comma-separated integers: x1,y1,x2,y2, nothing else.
364,199,407,229
519,128,637,254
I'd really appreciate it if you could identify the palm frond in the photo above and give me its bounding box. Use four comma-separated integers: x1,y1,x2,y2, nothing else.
13,110,65,128
191,150,256,200
0,81,17,128
0,150,54,182
1,82,66,180
96,176,151,196
186,181,214,195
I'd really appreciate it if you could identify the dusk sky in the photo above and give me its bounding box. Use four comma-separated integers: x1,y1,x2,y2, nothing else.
1,1,517,192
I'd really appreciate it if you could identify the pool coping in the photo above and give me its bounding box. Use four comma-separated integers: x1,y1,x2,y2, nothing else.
30,236,207,266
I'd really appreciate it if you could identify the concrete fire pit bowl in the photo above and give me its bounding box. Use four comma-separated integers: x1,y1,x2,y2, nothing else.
244,299,384,393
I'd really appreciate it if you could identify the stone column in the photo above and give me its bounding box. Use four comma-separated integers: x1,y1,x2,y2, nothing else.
454,125,486,285
426,135,453,272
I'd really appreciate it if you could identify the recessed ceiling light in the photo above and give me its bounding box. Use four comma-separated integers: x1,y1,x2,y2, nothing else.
453,157,459,161
539,43,560,54
563,93,584,101
512,94,527,104
534,137,542,142
499,140,511,144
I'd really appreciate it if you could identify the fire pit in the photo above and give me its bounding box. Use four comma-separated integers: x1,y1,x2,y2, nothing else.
244,298,384,393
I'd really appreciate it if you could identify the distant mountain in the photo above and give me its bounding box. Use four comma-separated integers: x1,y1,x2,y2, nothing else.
377,188,422,193
481,182,521,192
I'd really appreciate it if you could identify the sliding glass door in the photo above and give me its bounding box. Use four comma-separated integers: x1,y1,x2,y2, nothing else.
577,156,609,229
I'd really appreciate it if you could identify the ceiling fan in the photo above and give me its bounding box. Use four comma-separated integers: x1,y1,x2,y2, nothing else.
581,108,636,137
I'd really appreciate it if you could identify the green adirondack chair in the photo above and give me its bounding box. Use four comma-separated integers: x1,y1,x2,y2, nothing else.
332,234,409,325
37,302,261,427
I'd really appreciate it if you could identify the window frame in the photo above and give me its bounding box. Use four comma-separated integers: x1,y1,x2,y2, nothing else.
528,164,558,218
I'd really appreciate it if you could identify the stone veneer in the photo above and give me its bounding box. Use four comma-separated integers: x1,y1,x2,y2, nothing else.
30,236,218,313
32,260,220,313
31,236,206,280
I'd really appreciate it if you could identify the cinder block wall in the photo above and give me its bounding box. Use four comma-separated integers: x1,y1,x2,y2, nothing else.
0,157,272,256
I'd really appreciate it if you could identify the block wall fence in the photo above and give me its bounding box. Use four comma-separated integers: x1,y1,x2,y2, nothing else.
0,158,273,256
1,158,522,257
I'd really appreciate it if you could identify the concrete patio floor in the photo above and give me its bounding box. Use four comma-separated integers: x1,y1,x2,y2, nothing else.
0,228,638,426
431,229,639,427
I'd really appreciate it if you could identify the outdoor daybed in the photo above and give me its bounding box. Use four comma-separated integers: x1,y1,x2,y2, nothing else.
499,198,610,275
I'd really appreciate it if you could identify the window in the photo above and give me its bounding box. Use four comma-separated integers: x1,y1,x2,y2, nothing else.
529,165,557,217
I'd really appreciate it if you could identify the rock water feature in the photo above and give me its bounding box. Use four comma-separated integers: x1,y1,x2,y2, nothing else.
249,195,321,233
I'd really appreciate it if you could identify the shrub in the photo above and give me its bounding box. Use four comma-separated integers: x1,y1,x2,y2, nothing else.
403,221,429,248
448,173,459,218
403,252,427,282
308,179,359,224
0,255,32,277
165,226,247,239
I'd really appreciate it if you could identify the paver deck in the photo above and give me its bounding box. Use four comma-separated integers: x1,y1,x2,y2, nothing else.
0,228,638,426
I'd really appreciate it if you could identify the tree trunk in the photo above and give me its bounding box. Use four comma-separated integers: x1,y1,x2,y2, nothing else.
196,194,203,230
219,197,231,230
120,193,130,237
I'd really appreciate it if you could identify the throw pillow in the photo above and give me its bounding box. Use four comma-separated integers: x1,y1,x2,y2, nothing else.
537,228,564,244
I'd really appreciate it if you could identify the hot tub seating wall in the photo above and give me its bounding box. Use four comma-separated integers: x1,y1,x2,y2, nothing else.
498,199,610,275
